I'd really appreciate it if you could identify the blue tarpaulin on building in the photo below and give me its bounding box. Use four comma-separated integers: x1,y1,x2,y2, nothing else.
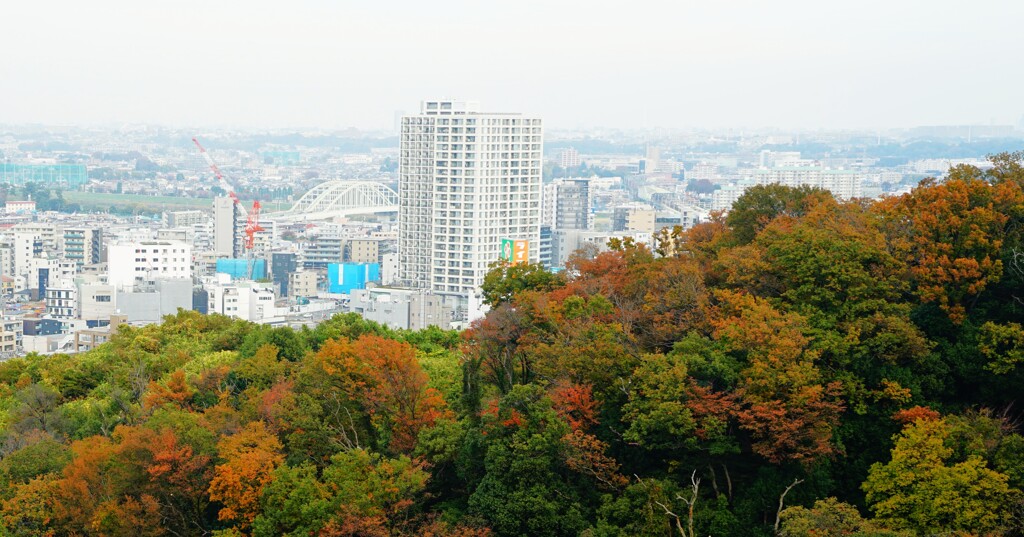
216,258,266,280
327,263,380,294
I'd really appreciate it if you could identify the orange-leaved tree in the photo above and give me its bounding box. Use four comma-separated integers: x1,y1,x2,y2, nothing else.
208,421,284,530
874,163,1023,323
713,290,844,464
314,334,450,454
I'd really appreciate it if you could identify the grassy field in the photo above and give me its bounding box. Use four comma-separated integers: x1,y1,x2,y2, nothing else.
63,191,215,210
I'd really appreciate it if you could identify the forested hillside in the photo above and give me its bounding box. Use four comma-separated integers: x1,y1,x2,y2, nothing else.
2,153,1024,536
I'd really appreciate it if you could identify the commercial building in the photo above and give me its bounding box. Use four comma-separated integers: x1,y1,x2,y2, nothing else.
78,282,117,322
120,280,193,323
397,100,543,298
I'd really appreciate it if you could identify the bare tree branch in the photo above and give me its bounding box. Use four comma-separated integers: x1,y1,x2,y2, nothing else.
677,469,700,537
722,463,733,503
774,478,804,535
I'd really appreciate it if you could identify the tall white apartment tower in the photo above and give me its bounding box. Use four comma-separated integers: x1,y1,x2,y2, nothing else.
213,197,244,258
398,100,543,298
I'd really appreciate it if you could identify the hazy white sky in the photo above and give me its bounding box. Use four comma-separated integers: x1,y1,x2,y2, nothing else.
2,0,1022,130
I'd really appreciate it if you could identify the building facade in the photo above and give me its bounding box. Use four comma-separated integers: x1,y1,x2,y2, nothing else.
553,178,591,231
164,210,206,228
398,100,543,297
344,239,380,264
271,252,298,296
63,227,103,266
107,240,192,289
752,167,863,200
213,197,243,258
205,276,276,322
348,286,453,331
559,147,580,169
289,271,318,298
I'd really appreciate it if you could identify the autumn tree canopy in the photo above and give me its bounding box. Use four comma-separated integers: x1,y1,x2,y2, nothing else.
1,153,1024,536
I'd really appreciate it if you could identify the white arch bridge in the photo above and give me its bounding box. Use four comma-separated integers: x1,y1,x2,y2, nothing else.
266,181,399,222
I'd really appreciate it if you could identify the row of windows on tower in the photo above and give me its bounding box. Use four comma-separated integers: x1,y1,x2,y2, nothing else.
403,132,542,141
431,226,535,236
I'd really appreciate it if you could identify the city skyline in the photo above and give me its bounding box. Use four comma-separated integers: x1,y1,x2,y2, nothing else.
3,0,1023,131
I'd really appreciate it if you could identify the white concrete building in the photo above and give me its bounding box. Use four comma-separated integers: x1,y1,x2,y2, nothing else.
163,210,206,228
348,286,453,331
397,100,543,298
4,200,36,214
107,240,192,290
78,279,191,324
205,274,276,322
552,229,653,267
711,184,751,213
380,252,399,286
13,223,61,254
115,280,193,323
559,147,581,169
45,286,77,318
214,197,244,258
689,162,720,182
0,318,23,354
288,271,318,298
541,183,557,228
751,166,864,200
78,281,117,322
13,232,43,282
0,244,13,282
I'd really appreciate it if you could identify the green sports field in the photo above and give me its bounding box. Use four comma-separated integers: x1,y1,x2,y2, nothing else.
63,192,217,210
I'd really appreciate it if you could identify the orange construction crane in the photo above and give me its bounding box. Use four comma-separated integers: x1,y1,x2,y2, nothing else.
192,136,264,279
191,137,248,216
244,201,265,279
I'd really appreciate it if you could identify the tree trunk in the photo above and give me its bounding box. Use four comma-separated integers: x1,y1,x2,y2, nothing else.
774,478,804,535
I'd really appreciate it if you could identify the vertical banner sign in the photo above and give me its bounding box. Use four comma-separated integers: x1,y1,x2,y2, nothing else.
501,238,530,265
512,240,529,264
501,238,514,262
